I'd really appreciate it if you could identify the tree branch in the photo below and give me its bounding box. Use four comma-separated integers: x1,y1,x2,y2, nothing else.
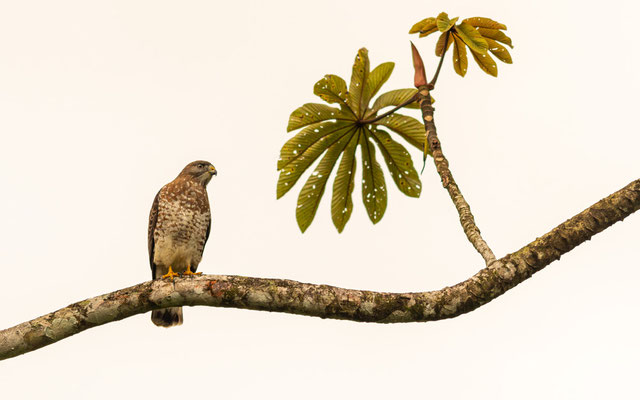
417,86,496,265
1,179,638,361
411,43,497,266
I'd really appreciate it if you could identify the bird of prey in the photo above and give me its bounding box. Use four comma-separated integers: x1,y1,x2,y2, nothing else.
147,160,217,327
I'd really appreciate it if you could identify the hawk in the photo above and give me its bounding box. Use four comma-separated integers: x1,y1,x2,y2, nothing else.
148,160,217,327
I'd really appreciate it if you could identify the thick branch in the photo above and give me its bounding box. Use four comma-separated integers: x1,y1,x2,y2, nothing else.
1,179,638,361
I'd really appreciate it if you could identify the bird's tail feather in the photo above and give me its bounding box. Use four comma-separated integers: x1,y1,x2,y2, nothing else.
151,307,183,327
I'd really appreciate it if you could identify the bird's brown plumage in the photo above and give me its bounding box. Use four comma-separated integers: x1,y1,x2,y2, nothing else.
148,160,216,327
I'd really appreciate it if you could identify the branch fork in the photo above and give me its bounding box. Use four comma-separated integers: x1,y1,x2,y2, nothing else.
1,41,638,363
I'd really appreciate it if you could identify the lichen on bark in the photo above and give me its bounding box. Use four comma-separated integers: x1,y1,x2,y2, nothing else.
0,179,638,361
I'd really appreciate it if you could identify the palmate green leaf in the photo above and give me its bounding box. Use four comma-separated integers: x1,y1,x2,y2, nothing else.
454,22,488,54
486,38,512,63
462,17,507,30
373,114,426,152
279,48,425,232
370,89,420,115
360,132,386,223
470,49,498,77
370,127,421,198
409,17,437,35
452,34,468,77
287,103,351,132
314,74,351,109
362,62,394,108
277,121,353,197
296,129,356,233
279,120,344,170
331,131,360,232
476,28,513,48
435,32,453,57
347,48,370,118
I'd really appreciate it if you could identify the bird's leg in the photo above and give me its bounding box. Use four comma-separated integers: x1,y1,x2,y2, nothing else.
182,264,202,276
162,266,179,280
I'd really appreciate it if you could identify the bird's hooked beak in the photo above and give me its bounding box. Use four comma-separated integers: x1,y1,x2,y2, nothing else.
209,165,217,176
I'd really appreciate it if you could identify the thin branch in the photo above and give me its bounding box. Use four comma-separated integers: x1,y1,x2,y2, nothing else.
411,43,497,266
417,86,496,265
360,94,419,125
1,179,638,361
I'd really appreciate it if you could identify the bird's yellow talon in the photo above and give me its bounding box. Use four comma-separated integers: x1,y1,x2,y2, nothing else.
182,267,202,276
162,266,179,280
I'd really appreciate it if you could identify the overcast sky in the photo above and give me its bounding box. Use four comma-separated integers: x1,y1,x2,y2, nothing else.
1,1,638,399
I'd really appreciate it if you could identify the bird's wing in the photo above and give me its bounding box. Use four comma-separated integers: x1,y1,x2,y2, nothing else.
193,201,212,275
148,190,161,279
204,217,211,247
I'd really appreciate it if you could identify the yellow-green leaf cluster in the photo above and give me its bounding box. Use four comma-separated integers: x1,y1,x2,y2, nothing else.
410,12,513,77
278,49,425,233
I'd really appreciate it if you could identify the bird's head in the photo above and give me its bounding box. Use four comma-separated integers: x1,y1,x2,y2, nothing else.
180,160,217,185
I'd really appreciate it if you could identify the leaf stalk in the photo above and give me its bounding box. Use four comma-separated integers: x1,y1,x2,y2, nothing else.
360,94,419,125
429,32,450,88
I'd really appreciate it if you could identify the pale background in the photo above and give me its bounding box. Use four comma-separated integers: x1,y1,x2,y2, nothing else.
0,1,638,399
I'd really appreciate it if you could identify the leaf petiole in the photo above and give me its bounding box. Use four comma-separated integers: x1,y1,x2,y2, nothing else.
360,94,420,125
429,32,450,88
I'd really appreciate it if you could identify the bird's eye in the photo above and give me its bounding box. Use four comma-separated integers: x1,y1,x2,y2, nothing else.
198,164,204,169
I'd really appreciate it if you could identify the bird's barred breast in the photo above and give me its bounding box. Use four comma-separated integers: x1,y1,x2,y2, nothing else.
153,184,210,273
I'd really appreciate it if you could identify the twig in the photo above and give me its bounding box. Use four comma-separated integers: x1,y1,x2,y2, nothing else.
411,42,497,266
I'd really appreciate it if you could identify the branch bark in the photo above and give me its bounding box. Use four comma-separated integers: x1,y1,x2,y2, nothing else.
417,87,497,265
411,42,497,266
1,179,638,361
